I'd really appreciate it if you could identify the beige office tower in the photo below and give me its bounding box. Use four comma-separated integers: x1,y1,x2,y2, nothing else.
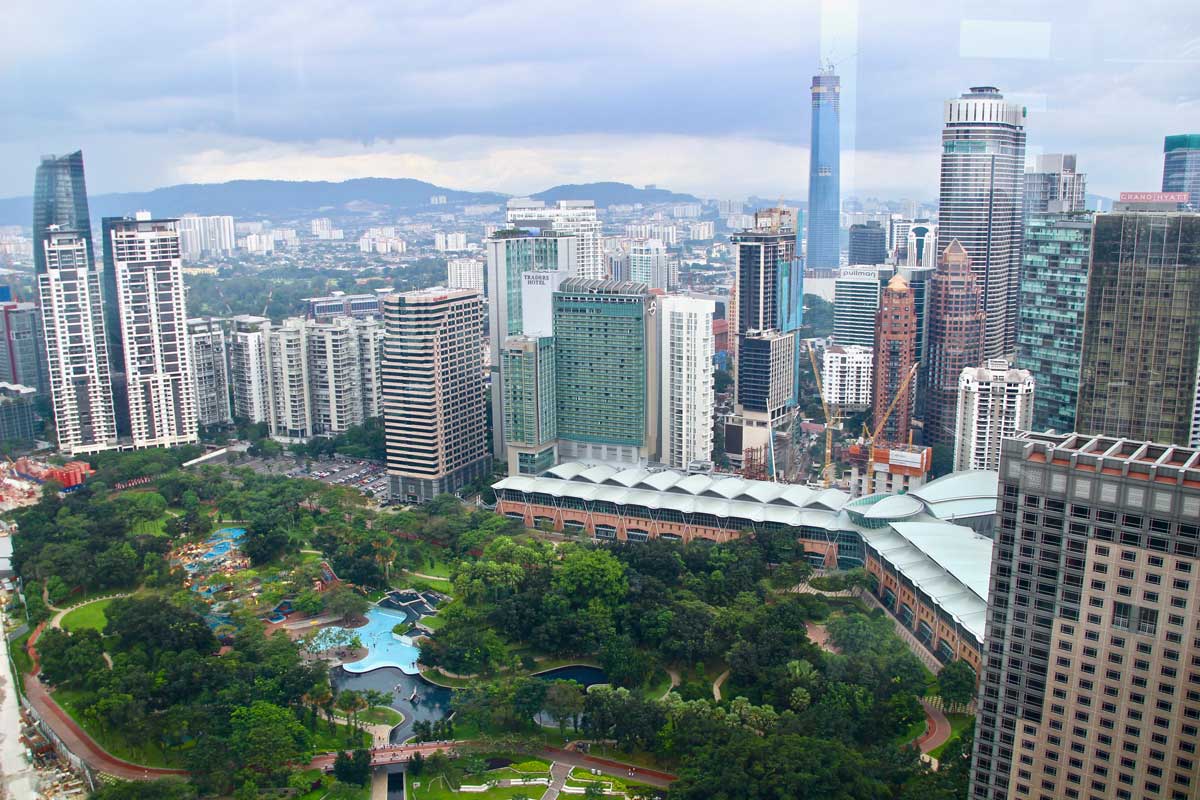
106,216,199,449
972,431,1200,800
383,288,490,503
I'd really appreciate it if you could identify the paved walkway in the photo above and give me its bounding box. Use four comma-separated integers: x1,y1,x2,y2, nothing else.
712,669,730,701
536,746,675,788
539,761,572,800
664,668,681,699
804,621,838,653
916,699,951,756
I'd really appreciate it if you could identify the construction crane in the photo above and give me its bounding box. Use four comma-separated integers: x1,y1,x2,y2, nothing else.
807,344,843,488
861,362,921,496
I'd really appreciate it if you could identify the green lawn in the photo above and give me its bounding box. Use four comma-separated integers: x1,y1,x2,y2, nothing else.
60,598,115,633
309,720,373,753
928,713,975,760
294,768,371,800
132,517,168,536
359,705,404,726
420,613,447,631
894,716,927,747
8,630,31,693
641,667,673,699
408,576,454,594
53,688,183,767
417,558,454,579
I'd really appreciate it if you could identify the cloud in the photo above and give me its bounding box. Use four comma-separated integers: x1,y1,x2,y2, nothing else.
0,0,1197,199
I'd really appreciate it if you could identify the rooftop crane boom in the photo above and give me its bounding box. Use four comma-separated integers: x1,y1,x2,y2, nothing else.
862,362,920,496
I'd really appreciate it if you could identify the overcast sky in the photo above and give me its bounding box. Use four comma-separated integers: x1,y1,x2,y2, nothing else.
1,0,1197,201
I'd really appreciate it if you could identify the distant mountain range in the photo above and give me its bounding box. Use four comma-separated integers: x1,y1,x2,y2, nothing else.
0,178,701,227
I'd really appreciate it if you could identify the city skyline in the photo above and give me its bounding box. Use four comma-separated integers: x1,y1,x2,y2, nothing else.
1,1,1195,201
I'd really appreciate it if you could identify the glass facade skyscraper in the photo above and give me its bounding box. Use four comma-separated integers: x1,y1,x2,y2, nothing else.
1163,133,1200,209
1015,212,1092,434
552,279,652,460
1076,211,1200,446
33,151,93,276
806,69,840,270
937,87,1027,358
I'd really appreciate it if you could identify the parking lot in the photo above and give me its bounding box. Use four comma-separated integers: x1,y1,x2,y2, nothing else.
238,454,390,501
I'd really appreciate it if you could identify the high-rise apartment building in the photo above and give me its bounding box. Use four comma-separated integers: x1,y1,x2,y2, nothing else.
971,432,1200,800
0,301,47,394
629,239,669,289
658,295,714,469
848,221,886,265
266,319,312,441
938,86,1027,358
552,279,656,466
806,68,841,269
33,153,119,455
501,335,557,475
104,216,198,449
924,241,985,446
1015,212,1092,434
506,199,603,280
446,257,484,292
822,345,873,410
38,228,119,455
383,288,489,503
1076,210,1200,446
952,358,1034,472
1024,154,1087,217
833,267,882,348
186,317,233,428
486,229,577,457
176,214,235,260
228,315,272,424
304,315,384,435
873,274,918,445
1163,134,1200,208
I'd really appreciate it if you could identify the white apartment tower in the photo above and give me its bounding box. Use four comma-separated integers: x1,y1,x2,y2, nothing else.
228,315,272,423
106,217,199,449
953,358,1034,471
446,257,485,292
506,199,604,279
822,345,874,410
38,229,120,455
629,239,670,289
306,316,385,435
266,319,312,441
176,214,235,259
383,287,490,503
658,295,715,469
187,317,233,427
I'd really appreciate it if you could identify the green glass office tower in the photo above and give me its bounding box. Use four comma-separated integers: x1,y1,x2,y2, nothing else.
501,335,557,475
1076,211,1200,446
552,279,654,464
1163,134,1200,208
1015,212,1092,433
33,151,93,276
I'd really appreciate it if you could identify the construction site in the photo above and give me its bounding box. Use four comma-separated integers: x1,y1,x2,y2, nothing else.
0,458,94,512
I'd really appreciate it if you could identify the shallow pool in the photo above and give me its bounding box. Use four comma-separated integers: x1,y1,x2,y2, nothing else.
313,607,422,675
